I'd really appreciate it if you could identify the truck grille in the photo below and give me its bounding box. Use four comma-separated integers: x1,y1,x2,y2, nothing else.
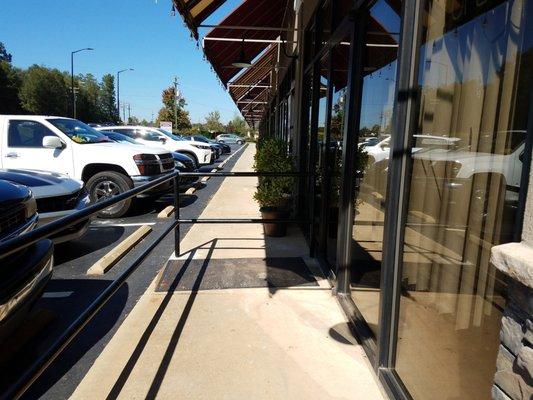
36,188,87,213
0,204,27,236
159,153,174,173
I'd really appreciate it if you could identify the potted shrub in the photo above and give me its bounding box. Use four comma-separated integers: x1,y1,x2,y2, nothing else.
253,137,294,237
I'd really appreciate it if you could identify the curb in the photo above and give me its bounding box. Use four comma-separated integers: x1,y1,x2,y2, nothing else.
157,205,174,218
87,225,152,275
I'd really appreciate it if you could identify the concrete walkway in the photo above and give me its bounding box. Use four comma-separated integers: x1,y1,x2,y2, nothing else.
71,144,384,400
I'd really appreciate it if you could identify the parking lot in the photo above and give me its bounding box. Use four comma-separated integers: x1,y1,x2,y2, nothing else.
0,144,247,400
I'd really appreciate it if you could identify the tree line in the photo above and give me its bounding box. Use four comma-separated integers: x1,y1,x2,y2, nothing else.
0,42,118,123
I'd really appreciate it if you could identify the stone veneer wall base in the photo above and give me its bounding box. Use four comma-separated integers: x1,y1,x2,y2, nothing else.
491,242,533,400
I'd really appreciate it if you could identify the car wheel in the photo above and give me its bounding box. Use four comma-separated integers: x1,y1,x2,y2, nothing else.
237,140,244,145
87,171,133,218
178,152,199,169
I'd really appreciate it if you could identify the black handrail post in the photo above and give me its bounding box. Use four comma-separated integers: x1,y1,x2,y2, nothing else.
173,173,180,257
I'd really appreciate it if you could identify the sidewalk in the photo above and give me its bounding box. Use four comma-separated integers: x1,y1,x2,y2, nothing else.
71,144,385,400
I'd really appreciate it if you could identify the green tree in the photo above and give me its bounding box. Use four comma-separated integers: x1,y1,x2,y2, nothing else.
0,42,12,62
19,65,68,115
128,116,140,125
204,110,224,132
227,114,248,134
99,74,118,122
0,45,23,114
75,73,103,122
156,86,191,131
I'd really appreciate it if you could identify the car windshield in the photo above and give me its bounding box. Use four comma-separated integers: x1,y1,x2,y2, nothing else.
140,130,164,142
104,131,138,144
48,118,112,144
157,128,184,141
194,136,209,143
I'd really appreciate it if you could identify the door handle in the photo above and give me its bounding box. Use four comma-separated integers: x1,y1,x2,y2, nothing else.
5,152,19,158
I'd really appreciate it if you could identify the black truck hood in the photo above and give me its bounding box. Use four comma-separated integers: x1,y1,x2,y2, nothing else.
0,180,31,211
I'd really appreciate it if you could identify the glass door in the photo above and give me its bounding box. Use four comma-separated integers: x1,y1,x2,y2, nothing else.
393,0,532,398
346,0,401,339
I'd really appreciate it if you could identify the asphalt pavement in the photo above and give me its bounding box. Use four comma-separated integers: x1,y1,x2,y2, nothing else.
0,144,247,400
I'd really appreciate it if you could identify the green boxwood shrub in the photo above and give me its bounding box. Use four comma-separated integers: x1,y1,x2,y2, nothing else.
253,137,294,209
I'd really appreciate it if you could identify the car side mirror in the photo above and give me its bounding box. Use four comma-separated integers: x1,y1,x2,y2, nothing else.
160,137,167,144
43,136,64,149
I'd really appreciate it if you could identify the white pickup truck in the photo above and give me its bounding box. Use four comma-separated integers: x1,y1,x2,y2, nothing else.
0,116,175,218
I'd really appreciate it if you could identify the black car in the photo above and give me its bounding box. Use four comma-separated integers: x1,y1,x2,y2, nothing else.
185,135,227,157
0,180,53,341
172,152,199,189
200,135,231,154
211,140,230,154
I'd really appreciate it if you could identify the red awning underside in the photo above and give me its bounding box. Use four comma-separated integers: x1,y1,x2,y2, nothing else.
229,45,277,125
204,0,289,86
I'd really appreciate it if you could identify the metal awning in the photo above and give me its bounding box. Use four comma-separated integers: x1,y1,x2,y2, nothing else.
228,45,278,125
173,0,290,125
173,0,228,40
202,0,289,86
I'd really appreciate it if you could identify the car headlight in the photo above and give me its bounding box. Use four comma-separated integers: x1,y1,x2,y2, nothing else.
25,194,37,219
175,161,186,168
191,144,210,150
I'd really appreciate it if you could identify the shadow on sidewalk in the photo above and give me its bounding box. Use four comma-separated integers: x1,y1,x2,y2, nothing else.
105,239,218,400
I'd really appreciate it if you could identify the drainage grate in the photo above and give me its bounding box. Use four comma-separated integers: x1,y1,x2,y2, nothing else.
156,257,318,292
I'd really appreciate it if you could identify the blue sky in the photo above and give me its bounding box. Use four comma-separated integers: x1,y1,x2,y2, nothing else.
1,0,243,123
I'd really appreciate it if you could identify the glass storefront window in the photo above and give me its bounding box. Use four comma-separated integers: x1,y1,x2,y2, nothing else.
311,57,330,250
395,0,532,398
349,0,400,338
326,35,351,266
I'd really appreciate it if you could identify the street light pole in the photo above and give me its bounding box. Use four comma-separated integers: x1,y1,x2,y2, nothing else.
70,47,94,118
116,68,134,122
173,76,180,132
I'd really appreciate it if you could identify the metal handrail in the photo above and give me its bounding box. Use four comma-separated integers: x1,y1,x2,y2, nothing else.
2,169,310,400
174,171,310,257
0,171,180,400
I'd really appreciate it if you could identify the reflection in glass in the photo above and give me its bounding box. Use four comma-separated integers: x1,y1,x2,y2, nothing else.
325,36,351,267
349,0,400,338
395,1,531,398
311,57,330,250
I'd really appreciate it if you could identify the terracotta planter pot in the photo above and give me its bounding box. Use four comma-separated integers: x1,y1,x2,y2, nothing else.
260,208,289,237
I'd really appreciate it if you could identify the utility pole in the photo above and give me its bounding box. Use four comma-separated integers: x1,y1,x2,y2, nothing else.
173,76,179,133
122,102,126,123
128,104,131,121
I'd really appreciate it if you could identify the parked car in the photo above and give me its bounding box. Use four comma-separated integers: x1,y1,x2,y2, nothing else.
185,135,230,155
101,131,198,189
215,133,245,145
365,131,525,237
0,169,91,243
97,126,213,167
0,179,53,341
0,116,175,218
154,128,219,163
363,135,391,165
